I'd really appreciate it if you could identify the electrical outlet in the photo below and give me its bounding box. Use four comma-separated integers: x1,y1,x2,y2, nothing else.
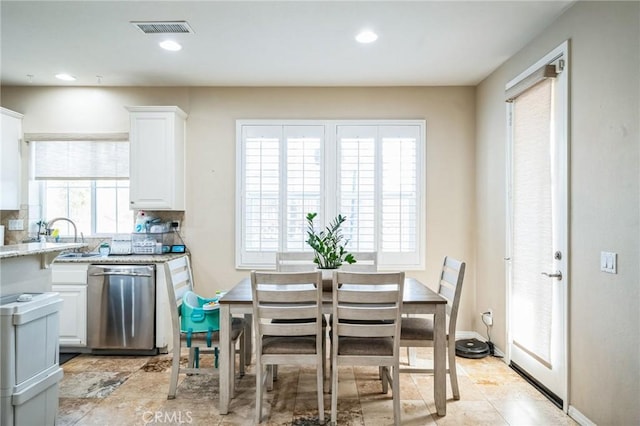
8,219,24,231
482,309,493,327
171,220,181,231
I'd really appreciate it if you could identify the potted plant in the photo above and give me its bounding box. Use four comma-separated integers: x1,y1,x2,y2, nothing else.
306,212,356,270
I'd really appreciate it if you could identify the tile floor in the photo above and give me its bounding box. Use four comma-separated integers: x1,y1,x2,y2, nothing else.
57,348,577,425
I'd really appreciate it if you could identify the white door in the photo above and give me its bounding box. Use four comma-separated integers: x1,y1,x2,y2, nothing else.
506,42,568,407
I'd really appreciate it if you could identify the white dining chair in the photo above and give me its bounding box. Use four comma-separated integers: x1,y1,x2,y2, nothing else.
251,270,325,424
399,256,466,399
330,271,404,426
339,251,377,272
275,251,316,271
164,256,245,399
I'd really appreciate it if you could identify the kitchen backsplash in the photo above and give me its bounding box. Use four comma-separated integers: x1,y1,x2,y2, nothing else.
0,208,185,248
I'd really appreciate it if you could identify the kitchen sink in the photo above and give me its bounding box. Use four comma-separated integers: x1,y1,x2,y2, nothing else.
57,252,101,259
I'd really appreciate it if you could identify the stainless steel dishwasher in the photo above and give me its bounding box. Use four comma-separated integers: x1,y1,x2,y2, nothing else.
87,264,156,353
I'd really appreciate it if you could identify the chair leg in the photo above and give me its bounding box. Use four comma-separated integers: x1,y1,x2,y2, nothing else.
238,332,246,377
392,365,401,426
267,364,274,391
168,344,180,399
448,340,460,400
317,353,325,424
331,361,338,425
322,328,328,377
255,360,263,424
381,366,389,394
229,339,236,398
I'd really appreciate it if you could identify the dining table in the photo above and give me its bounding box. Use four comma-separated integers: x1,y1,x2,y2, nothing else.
218,276,449,416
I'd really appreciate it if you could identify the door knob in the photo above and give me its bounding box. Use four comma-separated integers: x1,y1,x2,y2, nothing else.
541,271,563,280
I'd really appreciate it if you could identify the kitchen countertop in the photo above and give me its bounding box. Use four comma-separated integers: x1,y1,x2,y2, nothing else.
0,242,88,260
53,252,188,264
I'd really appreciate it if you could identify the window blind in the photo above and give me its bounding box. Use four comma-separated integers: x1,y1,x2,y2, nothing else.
34,140,129,180
511,79,554,365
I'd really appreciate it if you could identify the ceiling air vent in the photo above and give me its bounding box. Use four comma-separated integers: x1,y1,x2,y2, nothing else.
131,21,194,34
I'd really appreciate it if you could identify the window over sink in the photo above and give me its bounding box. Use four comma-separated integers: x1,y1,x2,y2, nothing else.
30,136,133,236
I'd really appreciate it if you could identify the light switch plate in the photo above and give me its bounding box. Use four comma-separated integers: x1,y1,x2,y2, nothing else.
8,219,24,231
600,251,617,274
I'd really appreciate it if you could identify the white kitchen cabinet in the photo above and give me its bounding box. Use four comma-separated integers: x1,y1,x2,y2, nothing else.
51,264,88,347
0,108,23,210
127,106,187,210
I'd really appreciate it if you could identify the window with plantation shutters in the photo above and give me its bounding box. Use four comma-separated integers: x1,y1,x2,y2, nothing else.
237,120,425,269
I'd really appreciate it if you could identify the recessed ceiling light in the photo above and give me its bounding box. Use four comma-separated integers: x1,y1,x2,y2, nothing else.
355,30,378,44
55,73,76,81
159,40,182,51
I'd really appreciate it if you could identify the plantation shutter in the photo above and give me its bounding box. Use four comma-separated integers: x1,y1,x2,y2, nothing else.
284,126,324,251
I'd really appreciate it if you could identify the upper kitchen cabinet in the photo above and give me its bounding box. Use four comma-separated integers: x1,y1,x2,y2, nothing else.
0,108,23,210
127,106,187,210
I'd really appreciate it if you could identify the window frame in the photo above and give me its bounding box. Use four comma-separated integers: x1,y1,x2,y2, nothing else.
235,119,426,270
28,133,132,238
39,179,133,237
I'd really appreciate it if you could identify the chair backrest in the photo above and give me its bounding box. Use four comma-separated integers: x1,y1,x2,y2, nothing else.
341,251,378,272
275,251,316,272
276,251,378,272
438,256,466,336
164,256,195,332
332,271,405,356
251,271,324,340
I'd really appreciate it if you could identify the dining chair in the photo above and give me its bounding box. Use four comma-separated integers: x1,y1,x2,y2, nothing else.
339,251,377,272
251,271,325,424
399,256,466,399
275,251,316,271
273,252,328,384
164,256,246,399
330,271,404,426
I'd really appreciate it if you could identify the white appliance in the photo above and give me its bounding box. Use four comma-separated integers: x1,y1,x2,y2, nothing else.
0,292,63,426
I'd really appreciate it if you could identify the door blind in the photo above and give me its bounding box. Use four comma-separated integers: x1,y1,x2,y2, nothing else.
511,78,554,365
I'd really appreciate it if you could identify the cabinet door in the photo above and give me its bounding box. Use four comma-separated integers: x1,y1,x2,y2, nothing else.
53,284,87,346
128,107,186,210
1,108,23,210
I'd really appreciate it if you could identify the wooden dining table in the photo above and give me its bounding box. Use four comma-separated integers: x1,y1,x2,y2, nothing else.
218,276,449,416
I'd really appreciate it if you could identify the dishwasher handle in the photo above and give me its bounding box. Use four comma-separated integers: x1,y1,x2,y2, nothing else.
89,271,153,278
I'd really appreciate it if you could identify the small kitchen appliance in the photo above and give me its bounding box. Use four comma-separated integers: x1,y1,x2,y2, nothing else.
110,236,132,255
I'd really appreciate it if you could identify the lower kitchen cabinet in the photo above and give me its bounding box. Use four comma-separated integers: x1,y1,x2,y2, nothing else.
51,264,88,347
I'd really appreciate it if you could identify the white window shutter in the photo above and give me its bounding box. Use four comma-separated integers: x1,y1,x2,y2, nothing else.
237,120,425,269
241,125,281,265
284,125,324,251
337,125,376,252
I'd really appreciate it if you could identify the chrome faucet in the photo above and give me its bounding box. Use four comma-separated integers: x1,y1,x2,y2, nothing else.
47,217,78,243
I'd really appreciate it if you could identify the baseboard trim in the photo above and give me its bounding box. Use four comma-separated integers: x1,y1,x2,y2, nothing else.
567,406,596,426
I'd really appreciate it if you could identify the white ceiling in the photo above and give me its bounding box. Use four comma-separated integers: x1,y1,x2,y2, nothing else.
1,1,574,87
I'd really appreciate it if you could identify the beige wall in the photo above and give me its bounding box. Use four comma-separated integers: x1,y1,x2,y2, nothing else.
1,85,477,330
475,1,639,424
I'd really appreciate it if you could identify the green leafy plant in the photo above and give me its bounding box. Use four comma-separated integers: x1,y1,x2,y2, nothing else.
306,212,356,269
